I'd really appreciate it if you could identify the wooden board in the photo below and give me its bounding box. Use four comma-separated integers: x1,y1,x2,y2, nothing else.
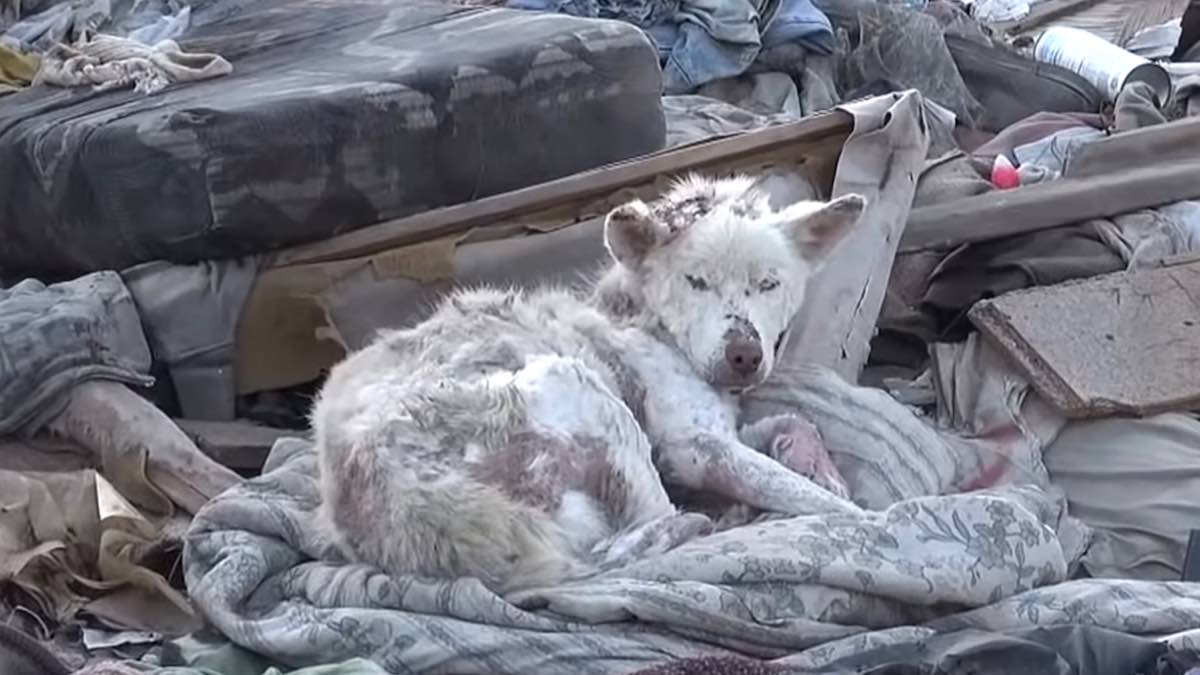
969,258,1200,418
176,419,295,471
237,111,854,394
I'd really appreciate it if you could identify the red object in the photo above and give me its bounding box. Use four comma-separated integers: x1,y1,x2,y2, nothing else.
991,154,1021,189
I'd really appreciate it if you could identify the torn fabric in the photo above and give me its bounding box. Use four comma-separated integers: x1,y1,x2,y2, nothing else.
37,33,231,94
0,469,199,635
0,271,153,437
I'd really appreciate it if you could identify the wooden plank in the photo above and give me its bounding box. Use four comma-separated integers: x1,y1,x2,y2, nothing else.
901,116,1200,253
237,115,854,395
176,419,296,471
272,111,851,267
969,259,1200,418
900,159,1200,253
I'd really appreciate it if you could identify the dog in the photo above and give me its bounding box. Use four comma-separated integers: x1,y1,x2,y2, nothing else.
312,174,867,594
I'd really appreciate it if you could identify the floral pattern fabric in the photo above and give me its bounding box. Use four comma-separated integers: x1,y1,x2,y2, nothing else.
184,433,1200,674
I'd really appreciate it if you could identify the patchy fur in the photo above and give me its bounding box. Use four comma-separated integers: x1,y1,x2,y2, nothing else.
312,174,867,595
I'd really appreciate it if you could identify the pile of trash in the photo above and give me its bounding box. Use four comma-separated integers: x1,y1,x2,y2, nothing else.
2,0,1200,673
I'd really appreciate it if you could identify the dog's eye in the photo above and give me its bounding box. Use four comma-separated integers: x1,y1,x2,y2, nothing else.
685,274,710,291
758,278,780,292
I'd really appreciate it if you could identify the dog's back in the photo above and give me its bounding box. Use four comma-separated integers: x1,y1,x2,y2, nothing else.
312,287,606,593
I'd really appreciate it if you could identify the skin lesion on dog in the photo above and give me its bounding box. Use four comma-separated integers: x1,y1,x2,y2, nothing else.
311,173,868,596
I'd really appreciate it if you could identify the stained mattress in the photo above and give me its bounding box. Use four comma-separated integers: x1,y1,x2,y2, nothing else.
0,0,666,277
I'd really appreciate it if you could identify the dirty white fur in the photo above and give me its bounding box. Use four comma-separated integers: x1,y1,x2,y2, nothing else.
312,174,867,595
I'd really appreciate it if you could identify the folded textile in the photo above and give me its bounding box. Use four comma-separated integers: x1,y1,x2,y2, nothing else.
506,0,832,92
821,1,984,128
1045,412,1200,581
0,43,37,93
182,364,1200,673
1,0,193,52
970,111,1107,163
38,33,231,94
0,271,153,437
1092,201,1200,269
122,257,261,421
0,468,198,633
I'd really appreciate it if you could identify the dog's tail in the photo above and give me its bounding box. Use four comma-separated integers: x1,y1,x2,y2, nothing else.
316,434,583,595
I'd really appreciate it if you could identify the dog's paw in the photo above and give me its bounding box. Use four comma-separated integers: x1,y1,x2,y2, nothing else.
766,416,853,501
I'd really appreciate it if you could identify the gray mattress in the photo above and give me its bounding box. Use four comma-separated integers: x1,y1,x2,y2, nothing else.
0,0,666,277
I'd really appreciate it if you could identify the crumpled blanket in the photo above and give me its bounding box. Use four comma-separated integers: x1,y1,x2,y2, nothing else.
506,0,833,92
184,364,1200,674
37,32,231,94
0,271,152,437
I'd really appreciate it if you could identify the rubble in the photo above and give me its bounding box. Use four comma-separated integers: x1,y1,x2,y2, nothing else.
3,0,1200,672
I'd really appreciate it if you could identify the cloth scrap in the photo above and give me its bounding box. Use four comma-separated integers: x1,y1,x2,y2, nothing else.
0,271,153,437
0,468,199,635
38,33,231,95
122,257,261,421
1045,412,1200,581
1092,201,1200,269
0,43,38,94
506,0,833,92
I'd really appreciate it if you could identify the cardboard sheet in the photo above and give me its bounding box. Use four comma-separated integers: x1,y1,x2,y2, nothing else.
970,256,1200,418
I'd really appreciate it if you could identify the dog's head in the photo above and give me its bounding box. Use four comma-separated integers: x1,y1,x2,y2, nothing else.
603,175,865,392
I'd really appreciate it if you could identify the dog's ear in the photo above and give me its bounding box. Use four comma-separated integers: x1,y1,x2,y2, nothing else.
604,199,671,268
776,193,866,262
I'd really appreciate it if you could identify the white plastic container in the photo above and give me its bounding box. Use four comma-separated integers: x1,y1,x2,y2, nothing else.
1034,25,1171,103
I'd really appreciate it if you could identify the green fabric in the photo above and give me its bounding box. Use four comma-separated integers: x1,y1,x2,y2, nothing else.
168,634,275,675
0,44,39,94
156,633,389,675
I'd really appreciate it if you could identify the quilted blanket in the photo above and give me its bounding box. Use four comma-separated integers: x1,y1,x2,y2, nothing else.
183,366,1200,674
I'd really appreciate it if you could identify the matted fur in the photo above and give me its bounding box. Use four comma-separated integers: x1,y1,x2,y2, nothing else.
312,174,867,594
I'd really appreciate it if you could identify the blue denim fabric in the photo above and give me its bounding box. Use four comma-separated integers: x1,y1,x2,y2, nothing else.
762,0,832,51
505,0,833,93
0,272,153,436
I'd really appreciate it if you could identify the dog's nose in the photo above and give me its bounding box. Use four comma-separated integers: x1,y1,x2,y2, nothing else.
725,338,763,377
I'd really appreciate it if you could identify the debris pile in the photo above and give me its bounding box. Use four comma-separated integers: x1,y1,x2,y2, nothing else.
2,0,1200,673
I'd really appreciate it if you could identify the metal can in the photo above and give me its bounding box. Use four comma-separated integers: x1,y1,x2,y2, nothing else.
1033,25,1171,103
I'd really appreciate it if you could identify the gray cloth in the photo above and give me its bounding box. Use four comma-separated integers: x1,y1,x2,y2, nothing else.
123,256,260,421
917,225,1125,341
1115,80,1170,133
1045,413,1200,581
663,94,795,147
0,271,152,436
697,72,802,117
1092,201,1200,269
1011,126,1106,182
912,151,992,209
778,625,1174,675
635,627,1198,674
0,624,69,675
182,364,1200,673
825,2,984,128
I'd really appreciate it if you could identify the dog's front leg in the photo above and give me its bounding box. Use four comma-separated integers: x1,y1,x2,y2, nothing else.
739,415,852,500
658,432,862,516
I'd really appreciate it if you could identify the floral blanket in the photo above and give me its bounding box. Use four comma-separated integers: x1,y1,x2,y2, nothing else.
183,366,1200,674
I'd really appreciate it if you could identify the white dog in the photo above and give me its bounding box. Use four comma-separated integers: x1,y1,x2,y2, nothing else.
312,174,866,594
